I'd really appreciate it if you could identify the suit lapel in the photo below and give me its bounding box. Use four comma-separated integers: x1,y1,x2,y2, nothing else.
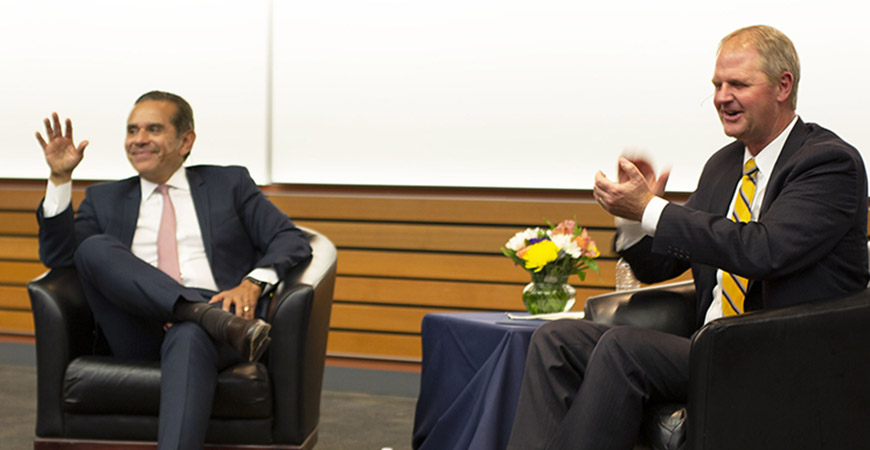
119,179,141,247
187,168,214,265
760,118,806,214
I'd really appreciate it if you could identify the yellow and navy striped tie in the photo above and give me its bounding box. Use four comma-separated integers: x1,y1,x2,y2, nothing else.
722,159,758,316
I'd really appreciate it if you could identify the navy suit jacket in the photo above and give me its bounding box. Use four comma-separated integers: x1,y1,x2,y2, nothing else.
621,119,869,327
37,165,312,292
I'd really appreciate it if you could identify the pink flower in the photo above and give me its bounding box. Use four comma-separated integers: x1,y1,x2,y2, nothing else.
551,219,576,236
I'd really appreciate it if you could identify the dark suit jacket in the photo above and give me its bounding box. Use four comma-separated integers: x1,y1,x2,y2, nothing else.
621,119,869,326
37,165,312,292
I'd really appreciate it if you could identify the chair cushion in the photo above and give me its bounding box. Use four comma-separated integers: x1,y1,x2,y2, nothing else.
63,356,272,418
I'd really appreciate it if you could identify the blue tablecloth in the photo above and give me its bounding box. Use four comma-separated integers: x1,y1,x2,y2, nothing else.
412,312,545,450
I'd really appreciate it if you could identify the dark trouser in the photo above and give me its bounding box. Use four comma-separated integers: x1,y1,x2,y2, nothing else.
506,320,690,450
74,234,243,450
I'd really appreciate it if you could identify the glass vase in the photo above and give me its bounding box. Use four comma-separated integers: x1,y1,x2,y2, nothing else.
522,273,576,315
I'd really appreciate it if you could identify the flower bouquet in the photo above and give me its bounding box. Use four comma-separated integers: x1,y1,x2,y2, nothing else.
501,219,600,314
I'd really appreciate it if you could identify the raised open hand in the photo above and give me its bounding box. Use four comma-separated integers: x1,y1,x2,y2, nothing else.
36,113,89,185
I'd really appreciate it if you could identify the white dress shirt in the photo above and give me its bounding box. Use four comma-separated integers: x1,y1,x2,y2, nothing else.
43,166,277,290
616,116,799,324
135,169,219,290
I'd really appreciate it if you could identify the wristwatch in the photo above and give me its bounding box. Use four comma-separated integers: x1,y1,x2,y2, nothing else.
245,276,269,294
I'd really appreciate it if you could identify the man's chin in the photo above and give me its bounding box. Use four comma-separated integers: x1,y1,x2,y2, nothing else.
719,121,745,140
129,161,156,176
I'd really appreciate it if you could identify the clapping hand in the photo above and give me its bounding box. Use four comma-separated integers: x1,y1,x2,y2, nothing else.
594,156,670,221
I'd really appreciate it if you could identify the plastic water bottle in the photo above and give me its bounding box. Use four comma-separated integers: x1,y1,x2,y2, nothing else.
615,257,641,291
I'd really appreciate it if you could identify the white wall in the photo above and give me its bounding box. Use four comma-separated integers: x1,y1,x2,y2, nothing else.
2,0,868,191
0,0,270,183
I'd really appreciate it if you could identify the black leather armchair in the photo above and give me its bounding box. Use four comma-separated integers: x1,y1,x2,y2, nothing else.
584,281,870,450
28,226,337,450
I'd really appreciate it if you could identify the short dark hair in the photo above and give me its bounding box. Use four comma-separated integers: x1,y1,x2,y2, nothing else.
135,91,195,137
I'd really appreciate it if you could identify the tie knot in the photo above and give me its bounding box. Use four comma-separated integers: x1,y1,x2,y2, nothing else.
744,159,758,178
156,184,170,195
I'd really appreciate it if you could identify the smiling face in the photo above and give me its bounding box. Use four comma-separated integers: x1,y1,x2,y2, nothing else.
125,100,195,184
712,42,794,155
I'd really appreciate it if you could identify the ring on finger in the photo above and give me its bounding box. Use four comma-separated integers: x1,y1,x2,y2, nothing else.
243,305,251,312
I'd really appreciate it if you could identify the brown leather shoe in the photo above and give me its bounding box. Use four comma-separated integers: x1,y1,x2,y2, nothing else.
225,317,272,362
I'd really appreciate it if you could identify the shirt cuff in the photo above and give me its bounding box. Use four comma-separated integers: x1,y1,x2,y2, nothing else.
614,217,645,252
247,266,279,286
43,179,72,218
641,196,669,237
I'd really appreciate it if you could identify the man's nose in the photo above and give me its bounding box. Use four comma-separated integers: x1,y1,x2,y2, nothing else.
714,85,732,106
130,129,149,145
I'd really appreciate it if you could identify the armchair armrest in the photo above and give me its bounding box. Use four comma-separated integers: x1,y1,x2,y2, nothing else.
27,267,96,437
687,288,870,450
584,280,697,338
267,226,337,444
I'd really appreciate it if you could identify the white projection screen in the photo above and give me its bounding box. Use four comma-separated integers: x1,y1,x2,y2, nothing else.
0,1,270,183
271,0,870,191
1,0,868,192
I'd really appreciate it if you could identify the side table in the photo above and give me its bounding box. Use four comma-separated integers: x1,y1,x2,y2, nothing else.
412,312,545,450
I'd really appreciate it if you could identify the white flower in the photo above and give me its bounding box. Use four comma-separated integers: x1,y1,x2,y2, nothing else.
505,228,541,251
550,234,582,259
548,233,571,250
562,241,583,259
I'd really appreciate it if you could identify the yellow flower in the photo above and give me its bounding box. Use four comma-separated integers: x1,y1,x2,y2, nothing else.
521,240,559,272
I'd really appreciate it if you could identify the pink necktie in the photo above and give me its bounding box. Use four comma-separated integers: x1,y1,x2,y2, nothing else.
156,184,182,283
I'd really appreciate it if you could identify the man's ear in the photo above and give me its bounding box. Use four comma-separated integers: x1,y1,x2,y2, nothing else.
776,71,794,104
180,130,196,158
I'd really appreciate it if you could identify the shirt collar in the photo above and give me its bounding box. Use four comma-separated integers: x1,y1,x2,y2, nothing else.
140,166,189,202
746,115,799,181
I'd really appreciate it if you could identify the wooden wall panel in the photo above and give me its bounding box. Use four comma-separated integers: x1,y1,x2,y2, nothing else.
333,276,612,310
0,261,46,285
1,181,691,364
293,220,617,258
0,236,39,260
0,185,40,335
0,310,34,335
0,184,45,210
331,304,445,334
0,286,30,309
336,250,615,285
327,330,422,361
269,193,616,227
0,212,39,236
